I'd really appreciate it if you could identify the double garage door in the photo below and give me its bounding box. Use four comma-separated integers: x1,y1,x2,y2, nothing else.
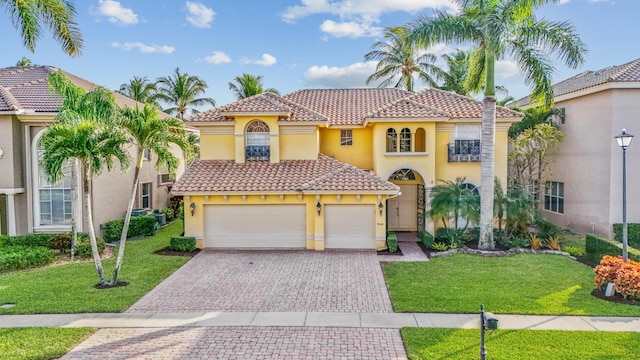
203,204,375,249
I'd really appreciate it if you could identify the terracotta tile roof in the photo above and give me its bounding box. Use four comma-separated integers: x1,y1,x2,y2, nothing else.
367,98,449,119
283,88,412,126
516,58,640,106
406,88,523,119
172,154,399,194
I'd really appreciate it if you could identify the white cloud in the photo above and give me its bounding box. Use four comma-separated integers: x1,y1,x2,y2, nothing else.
244,53,277,66
495,60,520,80
112,42,175,54
96,0,138,25
320,20,383,38
558,0,571,4
186,1,216,28
304,61,379,88
203,51,231,64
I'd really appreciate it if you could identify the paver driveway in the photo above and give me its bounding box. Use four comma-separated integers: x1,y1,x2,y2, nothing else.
127,250,393,313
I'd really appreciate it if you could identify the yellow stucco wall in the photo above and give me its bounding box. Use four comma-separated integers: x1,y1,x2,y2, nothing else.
280,132,319,160
183,193,388,250
320,128,373,169
200,133,235,160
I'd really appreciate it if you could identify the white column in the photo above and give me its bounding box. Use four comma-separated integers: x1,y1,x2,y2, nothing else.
6,193,16,236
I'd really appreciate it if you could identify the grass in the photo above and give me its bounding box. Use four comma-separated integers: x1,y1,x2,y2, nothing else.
402,328,640,360
384,253,640,316
559,231,585,250
0,328,95,360
0,221,189,314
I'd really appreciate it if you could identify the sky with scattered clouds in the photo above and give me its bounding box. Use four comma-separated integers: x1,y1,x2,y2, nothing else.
0,0,633,107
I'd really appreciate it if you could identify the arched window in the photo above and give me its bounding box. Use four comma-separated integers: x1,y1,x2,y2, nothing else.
386,128,397,152
415,128,426,152
389,169,416,181
400,128,411,152
462,183,479,195
246,120,270,161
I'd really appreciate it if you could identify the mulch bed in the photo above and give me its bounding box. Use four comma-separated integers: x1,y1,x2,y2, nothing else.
377,247,403,256
591,289,640,307
95,281,129,289
154,247,201,257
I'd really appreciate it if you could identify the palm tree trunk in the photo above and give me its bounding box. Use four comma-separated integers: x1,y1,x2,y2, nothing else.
83,164,107,285
110,151,143,285
479,55,496,250
70,159,78,260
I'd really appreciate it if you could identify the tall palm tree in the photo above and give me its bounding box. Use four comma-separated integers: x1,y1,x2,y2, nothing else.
439,50,471,96
155,68,216,120
410,0,586,249
118,76,159,105
365,26,444,92
2,0,83,56
228,73,279,100
43,72,128,285
110,104,190,285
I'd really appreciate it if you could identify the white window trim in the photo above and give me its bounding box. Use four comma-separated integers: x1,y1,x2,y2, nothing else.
340,129,353,146
544,181,565,214
140,182,152,210
158,173,174,186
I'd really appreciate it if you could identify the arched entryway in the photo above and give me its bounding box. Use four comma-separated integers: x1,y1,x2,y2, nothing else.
386,169,425,232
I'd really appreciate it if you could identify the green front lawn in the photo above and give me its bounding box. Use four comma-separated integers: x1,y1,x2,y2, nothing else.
402,328,640,360
384,253,640,316
0,328,95,360
0,221,189,314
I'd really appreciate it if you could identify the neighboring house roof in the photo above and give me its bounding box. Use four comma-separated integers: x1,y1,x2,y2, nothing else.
516,58,640,106
0,65,168,117
188,87,522,126
172,154,399,194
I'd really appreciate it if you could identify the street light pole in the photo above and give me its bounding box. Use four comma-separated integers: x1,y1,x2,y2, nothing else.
615,129,634,262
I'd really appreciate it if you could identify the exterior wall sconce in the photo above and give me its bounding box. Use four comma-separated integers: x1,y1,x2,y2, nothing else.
378,201,384,216
190,202,196,216
316,201,321,215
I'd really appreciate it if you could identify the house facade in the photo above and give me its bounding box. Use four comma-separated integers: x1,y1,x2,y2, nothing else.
517,58,640,238
174,88,521,250
0,66,183,236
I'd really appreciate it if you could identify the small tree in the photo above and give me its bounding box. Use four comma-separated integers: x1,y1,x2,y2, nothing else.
494,178,535,243
430,177,480,245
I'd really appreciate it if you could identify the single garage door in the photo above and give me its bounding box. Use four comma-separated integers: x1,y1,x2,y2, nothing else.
204,205,306,248
324,205,376,249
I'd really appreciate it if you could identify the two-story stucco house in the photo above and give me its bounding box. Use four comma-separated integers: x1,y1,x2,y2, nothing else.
173,88,522,250
0,66,183,236
517,58,640,239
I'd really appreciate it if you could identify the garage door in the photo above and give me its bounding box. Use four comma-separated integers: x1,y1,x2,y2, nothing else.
324,205,375,249
204,205,306,248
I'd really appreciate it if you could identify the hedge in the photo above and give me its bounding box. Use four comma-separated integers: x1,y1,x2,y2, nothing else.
169,236,196,252
0,246,53,272
418,230,434,248
3,233,52,248
585,233,640,263
75,237,106,258
386,231,398,253
103,215,156,242
612,223,640,249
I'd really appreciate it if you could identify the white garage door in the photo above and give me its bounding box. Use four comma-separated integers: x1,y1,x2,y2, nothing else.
324,205,376,249
204,205,306,248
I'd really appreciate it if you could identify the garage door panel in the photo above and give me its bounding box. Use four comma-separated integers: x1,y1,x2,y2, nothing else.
325,205,375,249
204,205,305,248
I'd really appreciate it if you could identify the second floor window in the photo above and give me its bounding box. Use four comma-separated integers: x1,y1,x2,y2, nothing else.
246,120,270,161
400,128,411,152
387,128,397,152
340,129,353,146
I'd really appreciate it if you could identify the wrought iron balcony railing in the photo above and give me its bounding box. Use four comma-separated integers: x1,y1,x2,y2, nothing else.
448,140,480,162
246,145,270,161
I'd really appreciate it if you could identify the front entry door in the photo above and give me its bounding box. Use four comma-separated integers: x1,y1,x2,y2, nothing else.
387,184,417,231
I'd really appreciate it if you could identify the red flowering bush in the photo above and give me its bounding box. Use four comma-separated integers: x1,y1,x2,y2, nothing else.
594,255,640,299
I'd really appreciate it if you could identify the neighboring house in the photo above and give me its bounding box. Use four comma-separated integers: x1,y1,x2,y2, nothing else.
516,58,640,239
0,66,183,236
174,88,521,250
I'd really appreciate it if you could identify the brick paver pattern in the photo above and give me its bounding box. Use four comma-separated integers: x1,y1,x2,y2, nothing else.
378,242,429,262
127,250,393,313
61,327,408,360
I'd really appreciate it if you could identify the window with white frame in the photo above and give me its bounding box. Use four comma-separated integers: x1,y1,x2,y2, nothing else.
159,173,173,185
400,128,411,152
35,138,74,227
386,128,397,152
142,148,151,161
340,129,353,146
141,182,152,209
544,181,564,214
246,120,270,161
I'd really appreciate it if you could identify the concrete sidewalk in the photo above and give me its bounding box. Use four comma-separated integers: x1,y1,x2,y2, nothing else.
2,312,639,332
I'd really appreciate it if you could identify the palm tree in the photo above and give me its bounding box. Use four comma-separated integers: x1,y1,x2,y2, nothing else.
494,178,535,243
118,76,159,105
228,73,279,100
155,68,216,120
365,26,444,92
42,72,128,285
16,57,32,66
2,0,82,56
429,177,480,245
110,104,190,285
439,50,471,96
409,0,586,249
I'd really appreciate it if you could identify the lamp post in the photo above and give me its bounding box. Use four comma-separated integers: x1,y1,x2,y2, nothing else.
615,129,634,262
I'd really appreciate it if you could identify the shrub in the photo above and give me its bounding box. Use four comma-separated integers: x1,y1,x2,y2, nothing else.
177,200,184,220
501,235,529,249
612,223,640,249
75,237,106,258
4,233,52,248
534,214,561,240
435,228,467,248
545,236,562,251
169,236,196,252
432,242,449,251
0,235,8,247
594,255,640,299
103,215,156,242
50,233,72,253
563,246,585,257
386,231,398,253
418,230,434,248
586,234,640,263
160,207,175,221
529,234,543,250
0,246,53,272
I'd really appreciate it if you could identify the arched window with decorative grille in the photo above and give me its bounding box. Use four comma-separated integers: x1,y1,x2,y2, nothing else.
246,120,270,161
386,128,397,152
400,128,411,152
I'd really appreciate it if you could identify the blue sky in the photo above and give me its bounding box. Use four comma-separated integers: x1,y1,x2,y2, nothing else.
0,0,636,109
